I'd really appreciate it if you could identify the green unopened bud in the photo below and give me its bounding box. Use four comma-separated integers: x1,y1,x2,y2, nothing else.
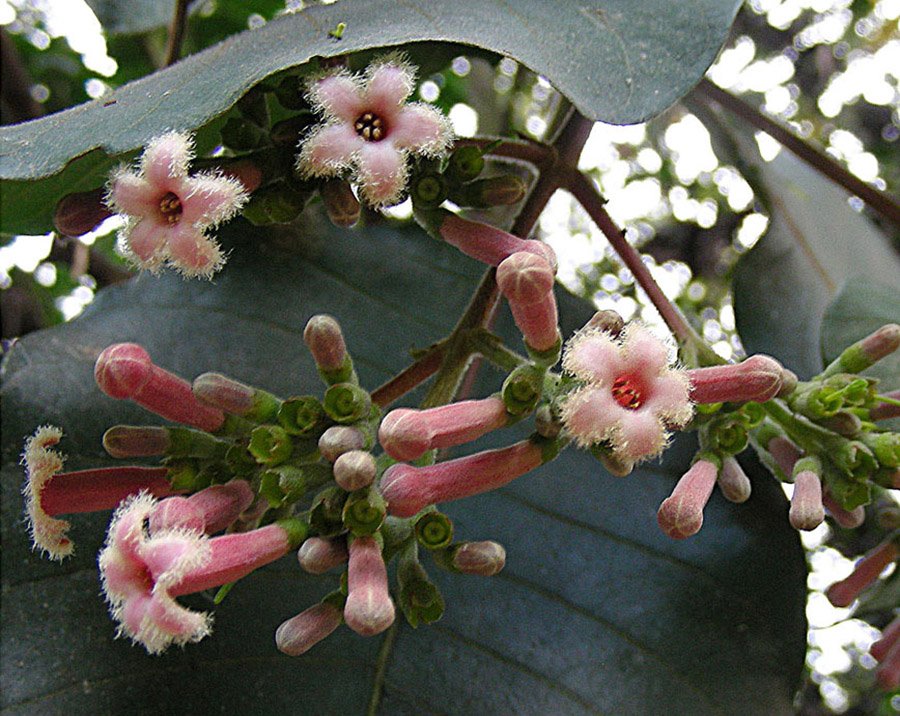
260,464,313,503
342,486,387,536
273,75,308,111
861,431,900,468
450,175,526,208
446,145,485,182
704,414,749,456
309,486,348,537
502,364,543,415
277,396,326,436
397,544,445,627
192,372,281,422
321,179,360,228
822,374,876,408
103,425,171,458
790,382,843,419
738,402,766,429
832,440,877,481
410,172,449,209
822,324,900,378
249,424,294,465
414,511,454,550
323,383,371,423
166,459,201,491
220,116,268,151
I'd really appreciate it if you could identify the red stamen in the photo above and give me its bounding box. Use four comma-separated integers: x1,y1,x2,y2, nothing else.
612,375,643,409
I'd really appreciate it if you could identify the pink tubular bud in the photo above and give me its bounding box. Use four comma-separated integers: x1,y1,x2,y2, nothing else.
39,467,173,516
297,536,349,574
822,491,865,529
276,602,343,655
149,480,254,535
657,459,719,539
344,536,395,636
381,440,544,518
497,252,560,352
872,618,900,662
686,354,785,404
789,471,825,531
303,314,348,373
871,389,900,421
826,538,899,607
453,541,506,576
717,457,752,504
54,188,113,237
585,309,625,337
333,450,377,491
378,397,508,462
876,638,900,691
767,436,801,477
94,344,224,432
320,178,360,228
438,213,558,272
318,426,366,463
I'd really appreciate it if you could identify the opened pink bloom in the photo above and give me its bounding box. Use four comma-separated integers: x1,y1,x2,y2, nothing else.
107,131,248,278
297,58,453,207
560,324,693,462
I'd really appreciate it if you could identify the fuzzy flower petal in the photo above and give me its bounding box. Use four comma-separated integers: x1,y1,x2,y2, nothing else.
297,58,453,207
106,130,248,278
21,425,72,560
560,322,693,463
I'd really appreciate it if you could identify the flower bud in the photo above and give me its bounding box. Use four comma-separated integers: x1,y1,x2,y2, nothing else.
102,425,171,458
297,536,348,574
277,395,326,436
789,464,824,531
414,511,454,550
452,540,506,576
378,397,508,462
318,426,366,462
276,601,343,656
449,175,526,208
817,410,862,437
822,323,900,377
344,536,395,637
585,309,625,337
333,450,377,491
95,343,224,432
323,383,372,424
320,179,360,228
304,314,354,384
826,536,899,607
410,172,449,209
192,372,281,422
497,251,560,353
717,456,752,504
657,456,720,539
437,212,558,272
861,431,899,468
870,389,900,421
822,490,865,529
594,448,635,477
687,354,784,405
149,480,254,534
446,145,484,182
501,364,543,416
54,188,113,237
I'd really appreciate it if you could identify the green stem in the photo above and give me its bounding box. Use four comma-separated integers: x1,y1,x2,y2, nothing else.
465,328,529,372
761,399,842,454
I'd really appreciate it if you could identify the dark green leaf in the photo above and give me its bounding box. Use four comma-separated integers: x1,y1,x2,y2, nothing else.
1,0,742,188
1,216,805,714
821,277,900,392
732,148,900,378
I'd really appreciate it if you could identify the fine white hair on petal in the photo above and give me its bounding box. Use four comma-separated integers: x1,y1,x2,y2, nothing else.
21,425,74,560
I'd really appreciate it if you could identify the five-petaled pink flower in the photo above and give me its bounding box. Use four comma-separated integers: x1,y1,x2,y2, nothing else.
107,131,248,278
296,57,454,207
560,323,693,463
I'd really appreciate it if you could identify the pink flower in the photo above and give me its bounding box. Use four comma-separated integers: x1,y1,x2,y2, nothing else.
438,213,558,270
496,251,560,353
871,617,900,691
99,493,301,653
788,470,824,531
276,602,344,655
107,131,248,278
560,324,693,462
21,425,173,560
656,458,719,539
296,58,453,207
686,354,785,404
826,536,899,608
343,536,395,636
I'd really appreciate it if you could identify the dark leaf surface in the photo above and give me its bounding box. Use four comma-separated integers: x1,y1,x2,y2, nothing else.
1,0,741,211
732,148,900,379
1,216,806,715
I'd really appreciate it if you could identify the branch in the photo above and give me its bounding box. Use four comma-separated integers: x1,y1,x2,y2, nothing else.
163,0,190,67
567,171,720,365
692,78,900,228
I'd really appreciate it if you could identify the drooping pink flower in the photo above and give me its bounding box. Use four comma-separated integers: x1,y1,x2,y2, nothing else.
99,493,301,653
107,131,248,278
21,425,173,560
297,536,349,574
381,439,544,518
560,324,693,462
826,536,899,608
497,251,560,352
438,213,558,270
378,397,509,462
788,470,824,531
276,602,344,655
148,480,254,535
657,458,719,539
343,536,395,637
686,354,785,404
871,617,900,691
296,58,453,207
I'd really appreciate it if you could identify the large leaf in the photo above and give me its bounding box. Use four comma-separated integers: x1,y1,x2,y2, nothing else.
85,0,185,35
1,0,742,233
1,217,806,714
732,147,900,378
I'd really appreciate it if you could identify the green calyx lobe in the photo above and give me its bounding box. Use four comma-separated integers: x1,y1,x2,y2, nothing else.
323,383,372,423
342,486,387,536
249,424,294,465
277,396,326,436
414,511,454,550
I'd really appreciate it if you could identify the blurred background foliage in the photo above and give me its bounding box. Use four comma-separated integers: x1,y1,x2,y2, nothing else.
1,1,898,713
